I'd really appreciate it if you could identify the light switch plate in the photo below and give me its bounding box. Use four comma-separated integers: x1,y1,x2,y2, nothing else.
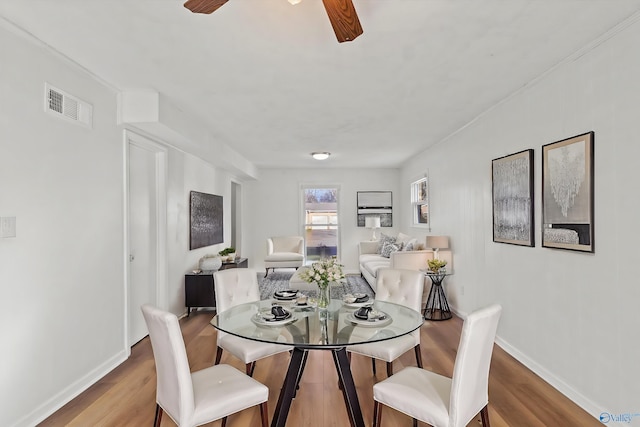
0,216,16,238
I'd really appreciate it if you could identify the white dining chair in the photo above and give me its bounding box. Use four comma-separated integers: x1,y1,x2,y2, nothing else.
372,304,502,427
140,304,269,427
348,268,425,377
214,268,292,376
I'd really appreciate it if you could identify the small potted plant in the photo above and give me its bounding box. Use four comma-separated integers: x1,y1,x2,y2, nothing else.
427,258,447,273
218,247,236,262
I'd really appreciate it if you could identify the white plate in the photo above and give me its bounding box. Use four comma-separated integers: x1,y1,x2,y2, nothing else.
252,311,296,326
273,291,298,300
291,302,317,310
343,298,373,308
346,312,392,327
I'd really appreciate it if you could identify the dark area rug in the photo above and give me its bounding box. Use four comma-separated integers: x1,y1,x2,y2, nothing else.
258,271,374,301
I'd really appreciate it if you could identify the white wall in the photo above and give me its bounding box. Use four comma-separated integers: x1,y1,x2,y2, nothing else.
0,25,125,427
245,168,400,274
3,9,638,427
166,150,240,314
400,18,640,422
0,25,242,426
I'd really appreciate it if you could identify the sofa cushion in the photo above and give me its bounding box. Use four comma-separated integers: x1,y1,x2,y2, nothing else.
363,260,390,278
264,252,304,262
396,232,412,246
360,253,385,264
403,238,417,251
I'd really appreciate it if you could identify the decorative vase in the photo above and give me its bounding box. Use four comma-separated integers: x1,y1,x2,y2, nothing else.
200,256,222,271
318,284,330,309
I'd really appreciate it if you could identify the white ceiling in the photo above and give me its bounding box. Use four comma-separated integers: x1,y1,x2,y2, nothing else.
2,0,640,169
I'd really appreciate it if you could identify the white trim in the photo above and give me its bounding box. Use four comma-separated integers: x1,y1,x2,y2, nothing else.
445,306,611,425
123,130,168,348
494,336,608,426
11,350,128,427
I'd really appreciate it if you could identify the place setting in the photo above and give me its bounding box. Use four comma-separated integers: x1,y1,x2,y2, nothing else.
345,305,392,327
273,289,299,301
252,305,297,326
342,292,372,308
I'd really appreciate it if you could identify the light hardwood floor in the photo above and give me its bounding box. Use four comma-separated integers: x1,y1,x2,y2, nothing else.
39,311,600,427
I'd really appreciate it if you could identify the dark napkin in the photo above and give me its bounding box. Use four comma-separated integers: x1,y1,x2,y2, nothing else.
355,306,372,320
355,295,369,303
271,305,289,320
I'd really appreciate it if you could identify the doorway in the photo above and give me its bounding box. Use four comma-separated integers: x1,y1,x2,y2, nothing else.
125,131,167,347
231,181,241,252
301,187,340,262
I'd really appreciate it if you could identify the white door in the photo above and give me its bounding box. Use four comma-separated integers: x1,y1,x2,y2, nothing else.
128,137,161,346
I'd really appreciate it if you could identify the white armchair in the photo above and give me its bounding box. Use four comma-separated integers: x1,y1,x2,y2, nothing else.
264,236,305,277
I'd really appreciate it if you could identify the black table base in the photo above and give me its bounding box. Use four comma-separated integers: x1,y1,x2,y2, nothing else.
423,274,452,321
271,347,364,427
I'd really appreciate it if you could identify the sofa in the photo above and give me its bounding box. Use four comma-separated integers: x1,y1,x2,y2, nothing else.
358,231,436,289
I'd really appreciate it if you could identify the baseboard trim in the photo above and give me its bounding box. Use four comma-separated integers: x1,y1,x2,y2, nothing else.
449,306,613,426
494,337,608,426
12,349,129,427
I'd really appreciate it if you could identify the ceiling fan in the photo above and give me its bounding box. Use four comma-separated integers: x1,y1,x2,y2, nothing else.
183,0,363,43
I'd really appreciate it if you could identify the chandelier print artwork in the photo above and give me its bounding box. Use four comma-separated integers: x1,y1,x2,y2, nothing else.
548,141,585,218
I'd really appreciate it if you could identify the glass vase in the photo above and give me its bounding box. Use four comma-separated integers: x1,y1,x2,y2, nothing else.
318,284,330,309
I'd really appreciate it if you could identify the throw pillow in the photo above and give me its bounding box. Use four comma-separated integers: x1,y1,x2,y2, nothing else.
403,238,417,251
396,232,412,246
381,242,400,258
377,233,396,254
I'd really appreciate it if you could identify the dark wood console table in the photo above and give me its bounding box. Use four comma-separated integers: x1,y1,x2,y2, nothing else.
185,257,248,316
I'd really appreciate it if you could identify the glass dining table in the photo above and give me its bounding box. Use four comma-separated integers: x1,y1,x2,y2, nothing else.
210,298,424,427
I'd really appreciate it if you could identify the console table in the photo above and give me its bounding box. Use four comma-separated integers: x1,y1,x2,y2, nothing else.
185,257,248,316
423,270,452,321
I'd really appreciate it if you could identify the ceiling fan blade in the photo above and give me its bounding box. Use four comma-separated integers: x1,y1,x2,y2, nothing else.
183,0,228,14
322,0,363,43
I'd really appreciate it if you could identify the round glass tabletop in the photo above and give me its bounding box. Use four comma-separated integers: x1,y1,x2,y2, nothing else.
211,298,424,349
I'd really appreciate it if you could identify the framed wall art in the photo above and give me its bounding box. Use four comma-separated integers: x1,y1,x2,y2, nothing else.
357,191,392,227
542,131,594,252
189,191,223,250
492,149,534,247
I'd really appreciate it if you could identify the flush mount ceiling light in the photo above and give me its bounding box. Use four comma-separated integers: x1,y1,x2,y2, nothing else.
288,0,302,4
311,152,331,160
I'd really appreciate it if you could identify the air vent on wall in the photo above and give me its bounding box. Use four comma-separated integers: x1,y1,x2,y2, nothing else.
44,83,93,128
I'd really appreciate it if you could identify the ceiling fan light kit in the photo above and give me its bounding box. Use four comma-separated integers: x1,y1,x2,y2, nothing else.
184,0,362,43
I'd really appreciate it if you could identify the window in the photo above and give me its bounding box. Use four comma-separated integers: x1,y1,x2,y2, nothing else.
302,187,339,262
411,176,430,229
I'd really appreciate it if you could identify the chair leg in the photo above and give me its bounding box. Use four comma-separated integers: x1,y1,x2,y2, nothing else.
371,358,376,375
153,404,163,427
214,346,223,365
373,401,382,427
221,416,227,427
259,401,269,427
264,268,270,278
386,361,393,377
246,362,256,376
414,344,423,368
480,404,491,427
